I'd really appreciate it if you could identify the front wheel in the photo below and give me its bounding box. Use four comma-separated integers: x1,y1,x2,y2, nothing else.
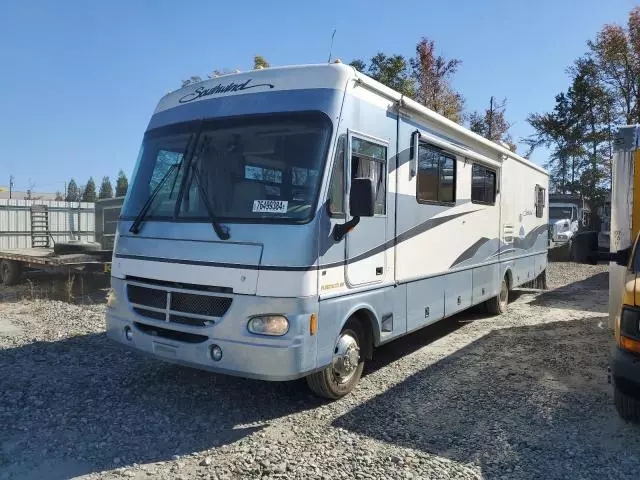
614,380,640,423
306,319,365,400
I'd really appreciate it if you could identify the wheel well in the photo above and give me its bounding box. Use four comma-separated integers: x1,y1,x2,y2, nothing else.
504,269,513,290
348,309,376,361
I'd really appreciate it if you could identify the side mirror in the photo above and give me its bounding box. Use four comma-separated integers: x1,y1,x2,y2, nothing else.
614,247,631,267
349,177,375,217
331,178,375,242
595,247,630,266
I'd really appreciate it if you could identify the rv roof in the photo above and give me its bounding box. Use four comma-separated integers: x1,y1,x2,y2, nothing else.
158,63,547,176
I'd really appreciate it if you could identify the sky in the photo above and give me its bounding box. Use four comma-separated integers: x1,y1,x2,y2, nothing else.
0,0,637,194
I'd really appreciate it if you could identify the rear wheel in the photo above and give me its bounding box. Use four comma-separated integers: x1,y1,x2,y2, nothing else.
614,380,640,423
306,319,365,400
486,276,509,315
0,260,22,286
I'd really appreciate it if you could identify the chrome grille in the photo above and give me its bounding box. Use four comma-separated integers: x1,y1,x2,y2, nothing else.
126,279,232,327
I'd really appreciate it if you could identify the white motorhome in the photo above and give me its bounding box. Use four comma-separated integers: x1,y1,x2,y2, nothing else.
106,64,549,398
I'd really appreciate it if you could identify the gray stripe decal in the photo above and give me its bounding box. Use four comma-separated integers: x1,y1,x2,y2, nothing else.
450,237,491,268
115,209,479,272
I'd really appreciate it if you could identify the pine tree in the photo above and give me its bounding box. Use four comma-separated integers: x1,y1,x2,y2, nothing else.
54,192,63,201
99,176,114,199
469,97,515,150
65,179,79,202
82,177,97,202
115,170,128,197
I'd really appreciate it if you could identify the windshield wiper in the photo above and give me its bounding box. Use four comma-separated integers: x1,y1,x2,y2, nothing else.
129,161,181,234
190,161,230,240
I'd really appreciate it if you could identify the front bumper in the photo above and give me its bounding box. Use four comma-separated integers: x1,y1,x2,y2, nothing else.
611,344,640,394
106,278,319,381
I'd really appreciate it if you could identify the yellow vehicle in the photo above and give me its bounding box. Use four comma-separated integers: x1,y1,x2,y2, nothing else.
607,125,640,422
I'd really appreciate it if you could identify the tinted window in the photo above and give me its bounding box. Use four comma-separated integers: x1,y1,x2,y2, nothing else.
417,144,456,203
535,185,546,218
471,164,496,204
123,112,332,222
351,137,387,215
328,135,345,215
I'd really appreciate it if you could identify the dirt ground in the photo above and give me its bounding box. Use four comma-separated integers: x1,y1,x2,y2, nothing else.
1,263,639,480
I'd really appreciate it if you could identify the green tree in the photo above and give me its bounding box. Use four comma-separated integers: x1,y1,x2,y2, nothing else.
99,176,114,199
254,55,270,69
588,6,640,124
469,97,514,149
351,53,416,98
115,170,128,197
82,177,97,202
65,179,79,202
412,38,464,123
525,92,582,193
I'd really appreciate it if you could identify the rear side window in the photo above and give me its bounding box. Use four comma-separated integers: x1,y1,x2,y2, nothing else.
535,185,546,218
417,144,456,204
471,164,496,205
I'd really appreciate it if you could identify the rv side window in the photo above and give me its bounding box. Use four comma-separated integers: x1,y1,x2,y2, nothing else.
471,164,496,205
417,144,456,204
351,137,387,215
328,135,346,216
535,185,546,218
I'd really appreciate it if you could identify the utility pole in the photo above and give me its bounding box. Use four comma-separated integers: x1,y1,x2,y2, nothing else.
9,175,14,199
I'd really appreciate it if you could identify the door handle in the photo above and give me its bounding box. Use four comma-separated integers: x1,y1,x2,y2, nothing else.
376,267,383,275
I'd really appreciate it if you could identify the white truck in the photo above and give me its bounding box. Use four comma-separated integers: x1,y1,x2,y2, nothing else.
548,194,590,252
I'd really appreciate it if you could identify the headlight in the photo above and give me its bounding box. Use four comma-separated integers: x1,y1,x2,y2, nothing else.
247,315,289,336
106,288,117,308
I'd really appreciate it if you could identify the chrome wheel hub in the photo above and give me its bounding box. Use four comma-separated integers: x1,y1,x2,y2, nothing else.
331,332,360,384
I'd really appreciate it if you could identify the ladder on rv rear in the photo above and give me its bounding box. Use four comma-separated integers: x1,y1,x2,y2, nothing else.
30,204,50,248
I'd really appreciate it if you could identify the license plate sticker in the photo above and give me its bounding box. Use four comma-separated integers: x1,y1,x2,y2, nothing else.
153,342,178,358
252,200,288,214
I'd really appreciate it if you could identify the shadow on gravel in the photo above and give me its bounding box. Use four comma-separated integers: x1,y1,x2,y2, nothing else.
0,333,322,479
528,271,608,312
334,272,640,480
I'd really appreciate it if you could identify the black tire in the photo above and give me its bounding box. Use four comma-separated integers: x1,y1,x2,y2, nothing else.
486,276,509,315
0,260,22,286
536,269,548,290
614,380,640,423
306,319,365,400
53,241,102,255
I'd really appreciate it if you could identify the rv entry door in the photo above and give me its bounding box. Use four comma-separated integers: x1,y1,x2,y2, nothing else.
345,131,388,286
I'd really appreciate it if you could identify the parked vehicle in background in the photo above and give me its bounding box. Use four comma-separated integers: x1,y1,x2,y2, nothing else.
606,125,640,422
0,198,113,285
106,63,549,399
548,194,590,248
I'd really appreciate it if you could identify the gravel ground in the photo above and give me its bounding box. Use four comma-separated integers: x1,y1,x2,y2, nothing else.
1,262,640,480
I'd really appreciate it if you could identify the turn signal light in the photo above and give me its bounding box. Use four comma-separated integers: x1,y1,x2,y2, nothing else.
310,314,317,336
620,335,640,354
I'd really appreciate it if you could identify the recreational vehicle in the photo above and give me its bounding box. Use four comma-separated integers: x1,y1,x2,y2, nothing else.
106,64,549,398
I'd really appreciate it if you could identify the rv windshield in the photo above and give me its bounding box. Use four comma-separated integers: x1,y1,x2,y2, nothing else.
549,206,575,221
123,112,332,223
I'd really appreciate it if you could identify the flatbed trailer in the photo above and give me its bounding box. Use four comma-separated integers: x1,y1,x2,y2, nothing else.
0,248,112,286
